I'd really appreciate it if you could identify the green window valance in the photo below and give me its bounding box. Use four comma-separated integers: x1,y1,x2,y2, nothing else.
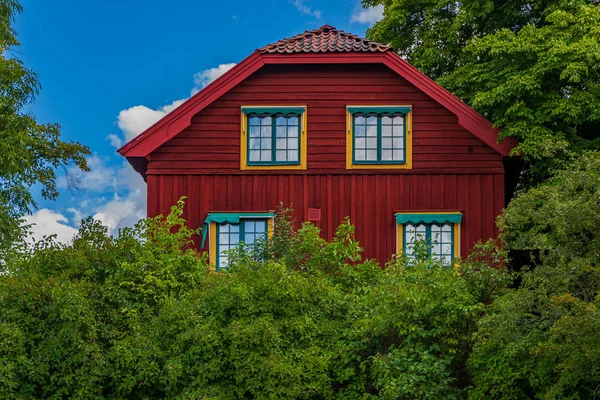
348,106,411,115
395,213,462,225
241,106,306,115
201,212,274,248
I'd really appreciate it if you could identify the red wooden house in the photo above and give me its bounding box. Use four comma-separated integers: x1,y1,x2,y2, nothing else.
119,25,517,269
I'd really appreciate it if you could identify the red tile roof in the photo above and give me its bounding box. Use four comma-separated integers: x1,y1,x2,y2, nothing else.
258,25,391,54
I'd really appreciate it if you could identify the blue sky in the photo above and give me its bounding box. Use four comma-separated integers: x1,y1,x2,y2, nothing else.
16,0,382,242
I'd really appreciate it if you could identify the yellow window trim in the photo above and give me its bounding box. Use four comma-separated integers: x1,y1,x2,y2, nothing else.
395,213,461,260
208,218,275,270
240,105,308,171
346,105,413,170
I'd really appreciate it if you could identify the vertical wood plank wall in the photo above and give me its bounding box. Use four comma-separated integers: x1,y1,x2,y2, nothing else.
147,173,504,264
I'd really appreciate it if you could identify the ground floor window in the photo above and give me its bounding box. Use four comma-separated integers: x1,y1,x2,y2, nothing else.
396,212,462,266
201,212,274,271
217,219,268,270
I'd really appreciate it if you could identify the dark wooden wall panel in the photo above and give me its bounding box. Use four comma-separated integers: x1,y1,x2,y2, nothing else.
148,173,504,265
148,64,503,175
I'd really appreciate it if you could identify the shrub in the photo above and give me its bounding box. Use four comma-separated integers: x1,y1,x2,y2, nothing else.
0,199,511,399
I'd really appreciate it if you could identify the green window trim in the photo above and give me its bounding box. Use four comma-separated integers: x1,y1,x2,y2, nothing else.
402,222,455,265
242,106,306,115
216,218,269,271
395,213,462,225
201,212,274,248
247,112,302,166
351,111,408,165
347,106,411,114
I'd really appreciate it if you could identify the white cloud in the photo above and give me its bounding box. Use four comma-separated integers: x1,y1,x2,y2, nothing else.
106,133,122,149
351,4,384,24
23,209,78,244
117,99,186,142
90,161,147,234
291,0,322,19
191,63,236,95
58,155,117,193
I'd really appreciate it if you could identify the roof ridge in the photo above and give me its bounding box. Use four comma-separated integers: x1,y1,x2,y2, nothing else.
257,25,391,54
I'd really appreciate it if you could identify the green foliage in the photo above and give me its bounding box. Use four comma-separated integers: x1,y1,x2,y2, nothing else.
468,152,600,399
0,200,503,399
0,0,90,255
364,0,600,179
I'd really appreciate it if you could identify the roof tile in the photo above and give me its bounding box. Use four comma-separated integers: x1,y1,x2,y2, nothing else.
258,25,390,54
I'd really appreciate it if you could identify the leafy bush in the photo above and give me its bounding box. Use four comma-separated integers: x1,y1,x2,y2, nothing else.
0,200,501,399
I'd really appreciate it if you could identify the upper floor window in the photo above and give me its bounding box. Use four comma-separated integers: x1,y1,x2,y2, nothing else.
395,212,462,266
240,106,307,170
346,106,412,170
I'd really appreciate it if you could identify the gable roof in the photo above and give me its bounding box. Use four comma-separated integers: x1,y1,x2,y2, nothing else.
119,26,517,174
258,25,391,54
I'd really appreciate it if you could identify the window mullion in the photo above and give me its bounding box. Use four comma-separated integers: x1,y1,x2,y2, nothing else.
352,114,356,163
271,116,276,163
240,221,245,244
377,115,382,162
426,225,432,255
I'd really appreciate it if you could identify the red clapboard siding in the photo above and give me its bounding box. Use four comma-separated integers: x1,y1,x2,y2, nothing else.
150,64,503,174
147,173,504,265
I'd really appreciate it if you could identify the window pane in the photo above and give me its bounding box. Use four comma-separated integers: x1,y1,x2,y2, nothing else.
249,150,260,161
382,138,392,149
245,233,255,245
276,150,287,161
287,126,298,137
381,115,392,124
366,138,377,149
366,125,377,136
367,150,377,160
288,150,298,162
381,125,392,136
230,224,239,233
261,150,271,161
382,150,392,160
249,126,260,137
288,139,298,149
276,116,287,125
230,234,239,244
442,243,452,256
261,116,271,124
355,149,366,161
261,138,271,149
219,233,229,244
255,220,266,232
393,125,402,137
249,138,260,150
355,115,365,124
249,116,260,125
367,115,377,124
261,126,271,137
393,150,403,160
245,221,255,231
393,138,401,148
355,125,365,137
276,126,287,137
288,116,299,125
276,138,287,150
355,138,365,148
393,115,404,124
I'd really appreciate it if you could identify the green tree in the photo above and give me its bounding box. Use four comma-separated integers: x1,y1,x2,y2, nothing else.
364,0,600,178
0,0,90,253
468,152,600,399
